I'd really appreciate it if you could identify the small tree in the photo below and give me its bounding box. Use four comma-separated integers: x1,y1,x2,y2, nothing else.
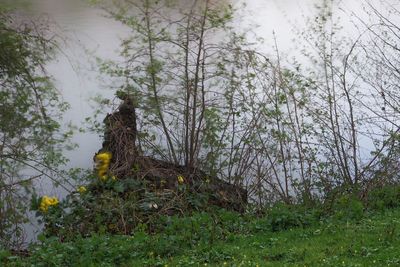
353,1,400,184
96,0,263,177
0,11,71,249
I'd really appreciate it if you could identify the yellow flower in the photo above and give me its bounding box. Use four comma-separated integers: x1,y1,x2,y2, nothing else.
177,175,184,184
39,196,59,212
98,168,108,177
95,152,112,180
111,175,117,181
95,152,112,162
77,186,87,194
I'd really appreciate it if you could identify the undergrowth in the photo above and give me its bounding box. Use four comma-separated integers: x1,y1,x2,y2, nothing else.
3,185,400,266
2,205,400,266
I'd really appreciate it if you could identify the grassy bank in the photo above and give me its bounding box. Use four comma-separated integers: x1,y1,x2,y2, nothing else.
1,207,400,266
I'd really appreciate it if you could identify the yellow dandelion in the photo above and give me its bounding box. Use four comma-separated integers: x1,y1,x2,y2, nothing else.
77,186,87,194
95,152,112,162
177,175,184,184
98,168,108,177
95,152,112,180
39,196,59,212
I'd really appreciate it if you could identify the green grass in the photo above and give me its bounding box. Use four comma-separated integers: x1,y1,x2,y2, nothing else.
2,208,400,266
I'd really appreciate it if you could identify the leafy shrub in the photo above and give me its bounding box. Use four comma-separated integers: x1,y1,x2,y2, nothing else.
332,195,364,221
35,170,246,243
366,185,400,211
33,176,150,240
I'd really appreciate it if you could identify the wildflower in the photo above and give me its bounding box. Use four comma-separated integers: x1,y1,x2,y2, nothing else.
177,175,184,184
95,151,112,180
39,196,59,212
111,175,117,181
98,166,108,177
77,186,87,194
95,152,112,162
